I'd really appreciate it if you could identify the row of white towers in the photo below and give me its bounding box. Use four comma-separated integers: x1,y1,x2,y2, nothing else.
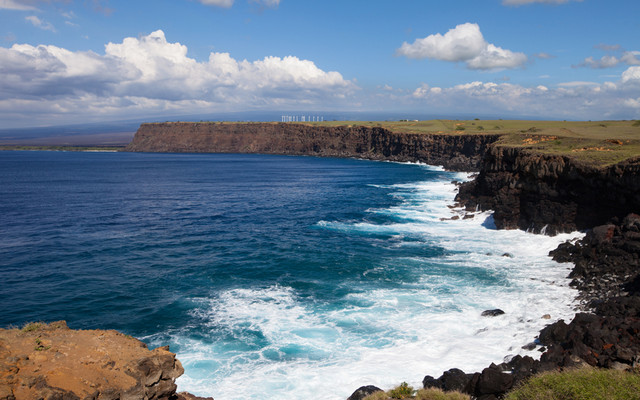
281,115,324,122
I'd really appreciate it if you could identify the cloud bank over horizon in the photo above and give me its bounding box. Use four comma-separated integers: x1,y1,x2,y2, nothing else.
0,30,354,127
0,1,639,128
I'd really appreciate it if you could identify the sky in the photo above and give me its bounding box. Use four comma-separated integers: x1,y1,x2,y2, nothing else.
1,0,640,129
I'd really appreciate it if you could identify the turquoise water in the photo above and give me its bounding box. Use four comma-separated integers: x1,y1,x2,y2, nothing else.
0,151,580,399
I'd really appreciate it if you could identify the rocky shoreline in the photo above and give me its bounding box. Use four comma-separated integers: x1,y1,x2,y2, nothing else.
3,122,638,399
351,191,640,397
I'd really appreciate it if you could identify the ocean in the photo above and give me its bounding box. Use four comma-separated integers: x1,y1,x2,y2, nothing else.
0,151,581,399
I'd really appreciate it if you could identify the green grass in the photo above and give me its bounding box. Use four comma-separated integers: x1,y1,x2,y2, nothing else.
299,119,640,168
21,322,44,332
505,367,640,400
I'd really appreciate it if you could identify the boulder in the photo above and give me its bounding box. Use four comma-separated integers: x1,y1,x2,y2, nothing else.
481,309,505,317
347,385,383,400
439,368,472,392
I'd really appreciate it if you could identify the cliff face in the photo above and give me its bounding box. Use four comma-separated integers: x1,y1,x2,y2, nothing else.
456,146,640,234
125,122,640,234
0,321,186,400
125,122,500,171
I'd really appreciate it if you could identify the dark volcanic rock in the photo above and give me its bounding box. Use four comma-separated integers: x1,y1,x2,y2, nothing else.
481,309,505,317
125,122,501,172
422,368,473,392
347,385,383,400
456,145,640,234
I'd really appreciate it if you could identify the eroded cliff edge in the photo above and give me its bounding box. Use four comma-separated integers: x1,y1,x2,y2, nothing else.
455,146,640,235
125,122,500,171
126,122,640,235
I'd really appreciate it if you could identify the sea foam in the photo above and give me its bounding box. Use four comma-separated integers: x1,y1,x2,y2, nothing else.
170,167,582,400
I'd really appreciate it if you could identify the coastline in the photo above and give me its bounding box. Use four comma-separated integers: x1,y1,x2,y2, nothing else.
1,120,638,399
125,121,640,399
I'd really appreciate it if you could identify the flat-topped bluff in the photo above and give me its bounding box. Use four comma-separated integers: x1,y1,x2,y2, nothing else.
125,122,500,171
125,120,640,234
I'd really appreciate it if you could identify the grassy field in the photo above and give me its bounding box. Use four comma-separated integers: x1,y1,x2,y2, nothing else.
298,119,640,168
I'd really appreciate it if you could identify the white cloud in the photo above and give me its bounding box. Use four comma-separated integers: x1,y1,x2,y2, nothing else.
624,98,640,109
577,55,619,69
467,44,528,70
557,81,599,87
502,0,582,5
199,0,234,8
0,30,355,127
0,0,37,10
621,51,640,66
396,23,527,71
621,66,640,84
576,49,640,69
404,66,640,120
533,52,555,59
25,15,56,32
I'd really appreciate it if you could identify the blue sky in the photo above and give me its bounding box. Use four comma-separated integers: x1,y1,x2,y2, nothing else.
1,0,640,128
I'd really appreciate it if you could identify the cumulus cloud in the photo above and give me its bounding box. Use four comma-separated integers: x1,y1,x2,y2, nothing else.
396,23,527,71
25,15,56,32
502,0,582,5
0,30,354,127
406,67,640,120
575,51,640,69
575,44,640,69
621,66,640,84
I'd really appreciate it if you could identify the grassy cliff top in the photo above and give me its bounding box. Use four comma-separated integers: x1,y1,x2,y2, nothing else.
152,119,640,167
304,119,640,167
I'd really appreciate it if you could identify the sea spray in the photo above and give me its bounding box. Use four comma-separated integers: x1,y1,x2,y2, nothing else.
0,152,582,400
169,165,582,400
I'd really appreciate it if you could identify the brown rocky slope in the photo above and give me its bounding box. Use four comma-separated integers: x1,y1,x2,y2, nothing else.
0,321,209,400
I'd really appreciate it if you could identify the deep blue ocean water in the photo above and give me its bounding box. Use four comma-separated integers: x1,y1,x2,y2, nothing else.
0,151,581,399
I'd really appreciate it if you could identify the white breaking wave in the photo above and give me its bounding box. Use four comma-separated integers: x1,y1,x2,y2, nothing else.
171,167,582,400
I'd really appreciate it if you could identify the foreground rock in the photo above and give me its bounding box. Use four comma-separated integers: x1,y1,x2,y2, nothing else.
0,321,188,400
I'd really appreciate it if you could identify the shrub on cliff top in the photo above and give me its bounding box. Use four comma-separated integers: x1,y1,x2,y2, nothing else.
363,386,469,400
505,367,640,400
415,388,470,400
21,322,44,332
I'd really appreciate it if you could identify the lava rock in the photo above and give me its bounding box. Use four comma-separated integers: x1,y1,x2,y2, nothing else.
347,385,383,400
481,309,505,317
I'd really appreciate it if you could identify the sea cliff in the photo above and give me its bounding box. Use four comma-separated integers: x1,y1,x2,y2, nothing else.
456,146,640,235
126,121,640,235
125,122,500,171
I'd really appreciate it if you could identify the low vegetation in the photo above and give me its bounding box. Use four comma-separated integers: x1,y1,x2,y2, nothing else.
368,368,640,400
363,384,469,400
298,119,640,168
505,367,640,400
